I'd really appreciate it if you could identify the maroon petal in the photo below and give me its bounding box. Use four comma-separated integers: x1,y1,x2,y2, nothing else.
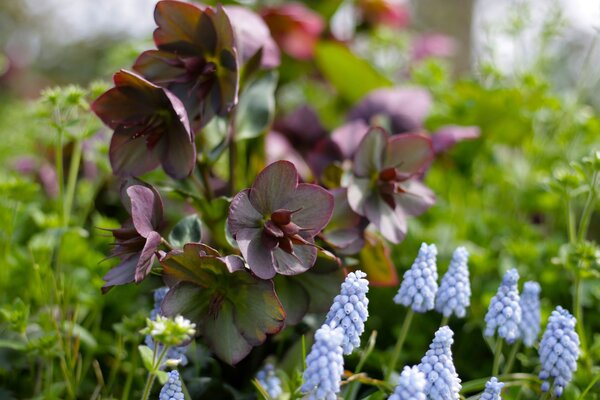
134,231,162,283
133,50,186,85
235,228,277,279
364,195,407,244
394,180,435,216
384,133,434,174
347,176,372,216
353,127,388,177
102,255,138,293
127,185,164,237
431,125,480,154
272,240,317,276
331,120,370,159
161,120,196,179
249,161,298,215
226,6,280,69
228,189,263,236
109,125,163,177
153,0,204,55
285,184,333,234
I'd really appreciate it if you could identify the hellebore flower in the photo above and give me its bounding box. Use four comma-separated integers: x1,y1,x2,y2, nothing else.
92,70,195,179
394,243,438,312
389,365,426,400
256,364,283,399
480,377,504,400
358,0,410,29
102,183,164,292
435,246,471,318
133,1,238,128
301,324,345,400
484,269,522,344
159,370,184,400
418,326,461,400
539,306,580,397
228,161,334,279
348,127,435,243
261,3,325,60
325,270,369,354
320,188,368,255
226,6,280,69
520,281,541,348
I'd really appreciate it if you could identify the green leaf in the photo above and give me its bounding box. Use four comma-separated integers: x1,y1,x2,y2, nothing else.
315,41,392,103
138,345,154,372
235,71,278,140
292,254,345,314
168,214,203,248
161,244,285,365
0,339,26,351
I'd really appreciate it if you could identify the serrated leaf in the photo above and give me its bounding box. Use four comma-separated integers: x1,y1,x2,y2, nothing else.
161,244,285,365
315,41,392,103
168,214,203,248
235,71,278,140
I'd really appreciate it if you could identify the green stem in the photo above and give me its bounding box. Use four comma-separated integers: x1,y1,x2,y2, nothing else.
440,314,450,327
573,274,591,373
578,370,600,400
54,109,65,220
63,137,83,227
567,198,576,244
491,339,503,377
386,309,414,381
577,171,598,242
140,345,169,400
503,340,521,375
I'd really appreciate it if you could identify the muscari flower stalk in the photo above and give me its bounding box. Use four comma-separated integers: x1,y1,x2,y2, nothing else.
145,287,189,366
389,365,426,400
480,377,504,400
539,306,580,397
394,243,438,313
435,246,471,319
325,270,369,354
159,370,184,400
418,326,461,400
256,364,282,399
301,324,345,400
520,281,541,348
484,269,521,344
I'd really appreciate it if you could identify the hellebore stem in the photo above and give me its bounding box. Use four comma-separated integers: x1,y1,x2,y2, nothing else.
386,309,414,381
491,338,503,377
503,340,521,375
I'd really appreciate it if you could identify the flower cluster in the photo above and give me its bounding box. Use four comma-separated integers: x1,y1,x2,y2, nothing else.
435,246,471,318
301,324,345,400
389,365,426,400
141,314,196,348
480,377,504,400
484,269,521,344
159,370,184,400
519,281,541,347
539,306,580,397
394,243,438,313
145,287,189,366
256,364,282,399
325,270,369,354
418,326,461,400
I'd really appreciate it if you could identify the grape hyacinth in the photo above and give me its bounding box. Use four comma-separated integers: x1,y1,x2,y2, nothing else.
325,270,369,354
418,326,461,400
159,370,184,400
539,306,580,397
519,281,541,347
480,377,504,400
484,269,522,344
394,243,438,313
389,365,426,400
301,324,345,400
145,287,189,366
256,364,282,399
435,246,471,318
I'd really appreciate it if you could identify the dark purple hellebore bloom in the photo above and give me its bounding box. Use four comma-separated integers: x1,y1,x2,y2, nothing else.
92,70,195,179
133,1,238,128
102,183,164,293
228,161,334,280
347,127,435,243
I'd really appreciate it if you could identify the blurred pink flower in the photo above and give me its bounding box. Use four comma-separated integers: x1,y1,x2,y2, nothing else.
412,34,457,62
